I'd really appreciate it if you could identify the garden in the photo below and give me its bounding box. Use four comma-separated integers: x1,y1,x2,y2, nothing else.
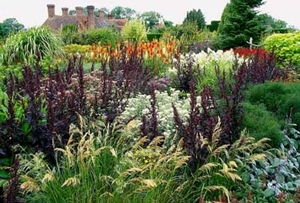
1,2,300,203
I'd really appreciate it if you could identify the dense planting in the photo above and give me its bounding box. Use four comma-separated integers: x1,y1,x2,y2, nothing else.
0,16,299,202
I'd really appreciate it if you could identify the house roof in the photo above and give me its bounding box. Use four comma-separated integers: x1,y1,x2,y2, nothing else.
42,4,128,31
42,15,115,31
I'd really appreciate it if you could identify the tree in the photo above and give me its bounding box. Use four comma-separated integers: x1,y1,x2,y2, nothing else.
111,6,136,19
256,13,293,33
138,11,162,30
0,18,24,40
183,9,206,30
163,20,174,28
216,0,265,49
121,19,147,41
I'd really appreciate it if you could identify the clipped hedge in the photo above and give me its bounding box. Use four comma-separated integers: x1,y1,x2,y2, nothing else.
147,33,163,41
263,32,300,68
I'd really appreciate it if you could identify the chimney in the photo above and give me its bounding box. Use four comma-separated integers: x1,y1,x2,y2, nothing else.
87,5,95,29
62,7,69,16
75,6,84,16
47,4,55,18
99,10,105,19
108,14,114,20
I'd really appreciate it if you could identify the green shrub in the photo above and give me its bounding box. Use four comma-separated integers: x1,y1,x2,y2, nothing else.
263,31,300,68
241,102,283,148
83,27,120,46
246,81,300,129
246,82,287,114
121,19,147,42
146,33,162,41
61,24,79,45
63,44,92,59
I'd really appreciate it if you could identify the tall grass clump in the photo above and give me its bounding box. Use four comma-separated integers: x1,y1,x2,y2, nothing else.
1,27,64,66
18,115,191,203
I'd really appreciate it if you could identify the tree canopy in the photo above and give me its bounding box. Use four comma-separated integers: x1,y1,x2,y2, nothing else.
216,0,265,49
110,6,137,19
183,9,206,30
0,18,24,40
256,13,293,33
138,11,163,30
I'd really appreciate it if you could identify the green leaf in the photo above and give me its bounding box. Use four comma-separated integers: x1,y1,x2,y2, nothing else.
0,169,9,179
294,180,300,187
240,172,250,182
21,122,31,134
263,188,274,197
272,158,281,167
276,174,285,183
0,158,10,166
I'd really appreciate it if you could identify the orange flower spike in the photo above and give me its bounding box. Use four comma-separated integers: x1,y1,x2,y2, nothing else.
168,47,173,54
165,58,170,64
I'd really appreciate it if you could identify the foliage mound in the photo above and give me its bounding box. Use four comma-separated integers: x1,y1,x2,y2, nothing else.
263,31,300,68
81,28,120,47
121,19,147,42
245,81,300,130
241,102,283,148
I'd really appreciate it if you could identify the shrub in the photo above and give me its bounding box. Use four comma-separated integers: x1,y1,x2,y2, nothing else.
241,102,284,148
61,24,79,45
119,88,197,147
233,47,272,61
1,27,64,66
246,81,300,130
263,31,300,68
82,27,120,47
63,44,92,60
121,19,147,42
146,33,162,41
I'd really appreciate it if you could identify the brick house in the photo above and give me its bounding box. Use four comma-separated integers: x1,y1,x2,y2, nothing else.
42,4,127,31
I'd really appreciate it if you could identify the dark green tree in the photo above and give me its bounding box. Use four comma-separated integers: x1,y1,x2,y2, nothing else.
216,0,265,49
0,18,24,40
111,6,136,19
163,20,174,28
183,9,206,30
207,20,220,32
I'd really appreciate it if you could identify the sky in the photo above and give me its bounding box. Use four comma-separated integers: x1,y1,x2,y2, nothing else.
0,0,299,29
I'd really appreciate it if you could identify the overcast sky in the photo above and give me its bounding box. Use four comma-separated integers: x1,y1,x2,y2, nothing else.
0,0,299,29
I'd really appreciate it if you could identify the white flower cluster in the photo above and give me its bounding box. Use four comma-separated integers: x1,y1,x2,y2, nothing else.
120,88,201,143
170,48,245,74
167,49,246,90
